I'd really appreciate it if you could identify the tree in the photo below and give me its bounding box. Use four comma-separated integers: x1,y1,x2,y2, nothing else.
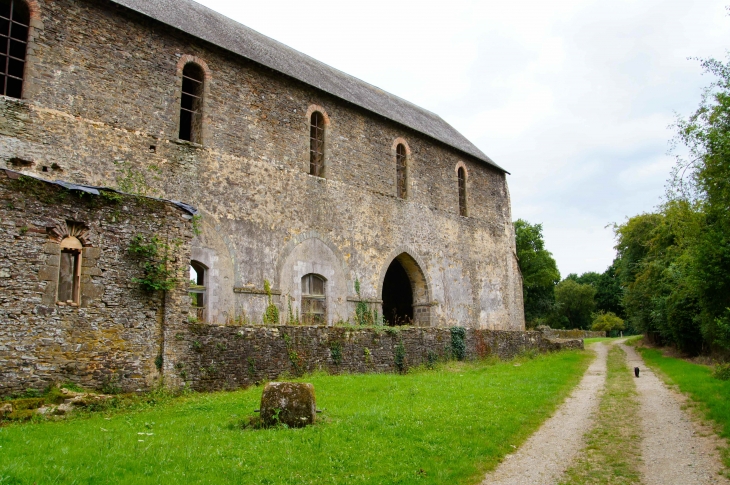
513,219,561,325
551,279,596,329
592,311,625,335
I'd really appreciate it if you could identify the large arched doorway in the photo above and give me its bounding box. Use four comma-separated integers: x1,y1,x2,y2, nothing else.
382,259,413,325
381,252,430,326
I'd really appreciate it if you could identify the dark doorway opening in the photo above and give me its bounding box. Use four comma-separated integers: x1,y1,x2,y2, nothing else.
382,258,413,326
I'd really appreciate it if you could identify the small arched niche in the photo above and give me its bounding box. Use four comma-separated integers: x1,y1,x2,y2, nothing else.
58,236,82,305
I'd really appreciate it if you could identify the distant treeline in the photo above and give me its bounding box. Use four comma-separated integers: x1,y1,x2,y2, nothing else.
515,56,730,356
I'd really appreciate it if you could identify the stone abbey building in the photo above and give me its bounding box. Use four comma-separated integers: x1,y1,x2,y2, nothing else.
0,0,526,393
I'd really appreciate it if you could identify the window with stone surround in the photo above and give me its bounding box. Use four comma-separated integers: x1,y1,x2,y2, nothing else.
301,273,326,324
189,261,206,321
396,143,407,199
458,166,467,216
0,0,29,99
309,111,325,177
179,63,205,143
57,236,82,306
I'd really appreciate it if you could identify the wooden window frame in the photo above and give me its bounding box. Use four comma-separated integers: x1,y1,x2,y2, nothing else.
309,111,325,177
301,273,326,325
0,0,30,99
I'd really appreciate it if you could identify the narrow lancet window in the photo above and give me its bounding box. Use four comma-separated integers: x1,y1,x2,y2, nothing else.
0,0,30,99
458,166,467,216
301,273,326,324
179,63,204,143
309,111,325,177
396,143,407,199
58,236,82,306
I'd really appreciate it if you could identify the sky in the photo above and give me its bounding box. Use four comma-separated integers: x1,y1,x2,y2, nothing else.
196,0,729,277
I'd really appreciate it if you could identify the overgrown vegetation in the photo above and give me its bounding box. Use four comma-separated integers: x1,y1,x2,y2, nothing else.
0,350,591,485
450,326,466,361
127,234,178,292
262,280,279,325
559,345,643,485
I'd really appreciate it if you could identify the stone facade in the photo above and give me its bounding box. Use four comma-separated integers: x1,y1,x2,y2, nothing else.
0,0,524,331
0,171,193,395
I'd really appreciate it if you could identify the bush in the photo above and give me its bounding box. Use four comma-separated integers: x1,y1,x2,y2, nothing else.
713,363,730,381
592,311,625,333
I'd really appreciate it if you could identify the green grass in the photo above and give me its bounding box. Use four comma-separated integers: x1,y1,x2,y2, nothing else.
639,346,730,471
584,337,617,344
0,350,591,485
560,344,642,485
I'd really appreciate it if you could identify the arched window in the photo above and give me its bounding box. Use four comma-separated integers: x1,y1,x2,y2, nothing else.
301,273,326,324
189,261,207,321
396,143,407,199
458,166,467,216
179,63,205,143
58,236,82,306
309,111,325,177
0,0,30,99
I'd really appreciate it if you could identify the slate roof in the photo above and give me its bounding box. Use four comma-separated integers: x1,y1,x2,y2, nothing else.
109,0,507,173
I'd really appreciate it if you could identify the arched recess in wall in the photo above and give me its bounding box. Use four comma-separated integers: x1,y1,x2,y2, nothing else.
392,137,411,199
276,231,349,325
305,105,330,178
176,55,211,144
455,161,469,217
189,211,235,324
377,248,431,327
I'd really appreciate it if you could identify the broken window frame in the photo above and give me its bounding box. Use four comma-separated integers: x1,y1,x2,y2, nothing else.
189,261,207,322
57,236,82,306
179,63,205,143
458,166,467,217
309,111,325,177
0,0,30,99
396,143,407,199
301,273,326,325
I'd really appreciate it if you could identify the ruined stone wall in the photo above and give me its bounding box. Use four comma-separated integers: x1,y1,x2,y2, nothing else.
166,323,582,392
0,171,192,396
0,0,524,330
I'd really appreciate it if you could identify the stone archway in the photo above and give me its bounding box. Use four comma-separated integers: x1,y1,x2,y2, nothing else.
380,252,430,326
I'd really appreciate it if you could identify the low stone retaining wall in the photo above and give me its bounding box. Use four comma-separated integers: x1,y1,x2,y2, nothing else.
537,326,606,339
167,325,583,392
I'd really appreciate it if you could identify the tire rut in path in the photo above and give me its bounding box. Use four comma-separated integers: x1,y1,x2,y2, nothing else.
620,343,730,485
480,343,609,485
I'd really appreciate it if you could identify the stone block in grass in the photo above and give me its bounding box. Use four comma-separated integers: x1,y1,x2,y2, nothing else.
260,382,316,428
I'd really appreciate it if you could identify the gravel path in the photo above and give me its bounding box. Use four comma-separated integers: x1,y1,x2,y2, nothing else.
621,343,730,485
480,342,609,485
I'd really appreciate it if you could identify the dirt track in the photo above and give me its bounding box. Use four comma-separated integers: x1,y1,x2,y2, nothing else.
480,341,729,485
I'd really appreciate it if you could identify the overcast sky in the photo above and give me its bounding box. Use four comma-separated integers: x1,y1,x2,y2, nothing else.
196,0,728,277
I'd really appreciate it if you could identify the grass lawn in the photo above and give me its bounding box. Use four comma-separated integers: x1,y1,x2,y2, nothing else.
638,346,730,470
0,350,591,485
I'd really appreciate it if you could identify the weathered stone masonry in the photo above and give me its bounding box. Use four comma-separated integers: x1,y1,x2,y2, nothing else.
0,171,193,395
0,0,524,330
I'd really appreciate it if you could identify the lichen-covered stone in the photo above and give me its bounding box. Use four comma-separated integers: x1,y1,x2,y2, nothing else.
260,382,316,428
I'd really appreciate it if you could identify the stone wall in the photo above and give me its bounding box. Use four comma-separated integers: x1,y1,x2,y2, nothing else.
167,324,583,392
0,171,193,396
0,0,524,330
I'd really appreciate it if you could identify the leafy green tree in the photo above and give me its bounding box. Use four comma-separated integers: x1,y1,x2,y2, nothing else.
514,219,561,325
672,56,730,351
591,311,625,335
567,268,624,318
551,279,596,329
